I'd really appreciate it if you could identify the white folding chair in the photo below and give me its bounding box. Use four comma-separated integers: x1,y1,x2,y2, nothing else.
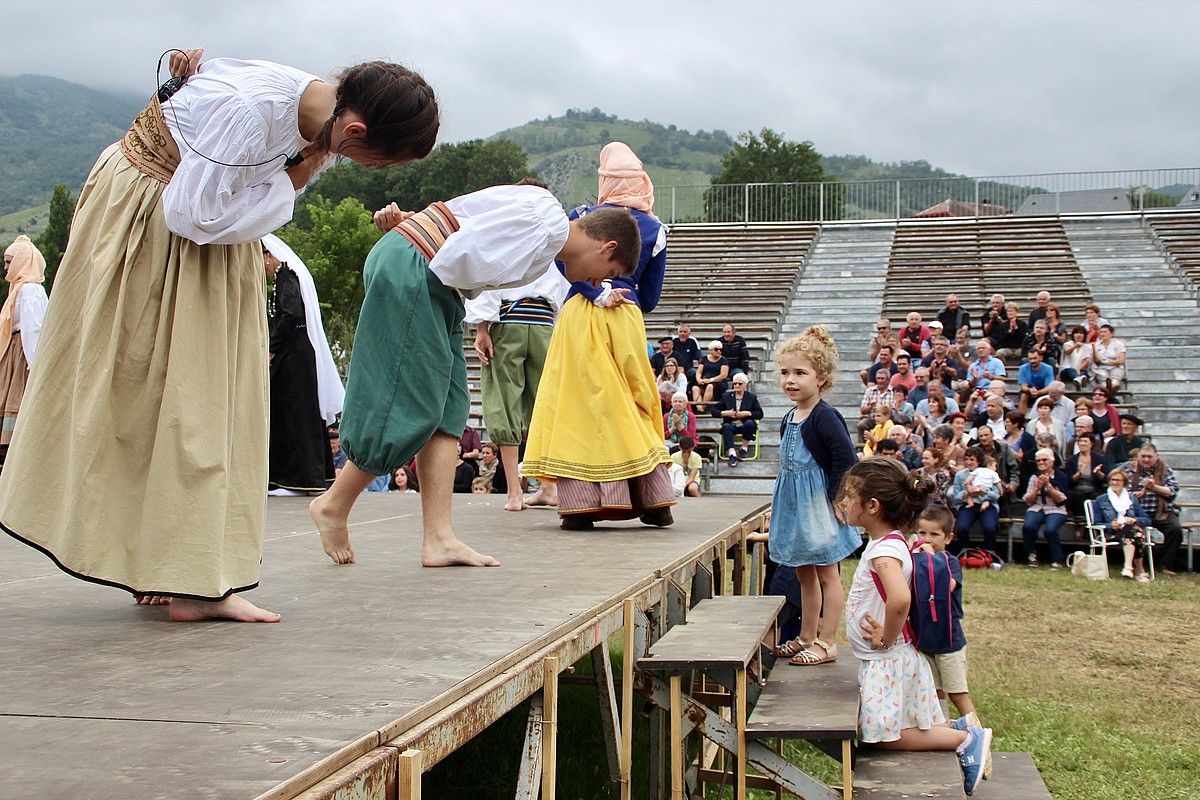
1085,498,1155,580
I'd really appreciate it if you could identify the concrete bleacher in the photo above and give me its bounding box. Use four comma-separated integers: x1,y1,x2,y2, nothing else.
883,216,1091,323
1147,210,1200,297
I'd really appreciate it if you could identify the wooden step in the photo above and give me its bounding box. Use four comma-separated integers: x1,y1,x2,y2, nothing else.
972,753,1051,800
853,750,965,798
637,595,783,672
746,658,860,741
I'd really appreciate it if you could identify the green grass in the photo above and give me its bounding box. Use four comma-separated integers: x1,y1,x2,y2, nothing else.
0,202,50,242
423,566,1200,799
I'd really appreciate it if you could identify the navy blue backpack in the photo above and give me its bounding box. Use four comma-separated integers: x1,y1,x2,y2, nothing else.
909,549,963,654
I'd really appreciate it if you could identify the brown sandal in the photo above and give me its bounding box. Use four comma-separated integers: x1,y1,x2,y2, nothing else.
789,638,837,666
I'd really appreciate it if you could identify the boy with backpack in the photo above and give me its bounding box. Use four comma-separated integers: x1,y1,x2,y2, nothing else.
913,505,980,727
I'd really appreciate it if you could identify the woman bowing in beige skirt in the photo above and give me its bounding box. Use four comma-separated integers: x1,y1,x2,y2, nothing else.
0,49,439,622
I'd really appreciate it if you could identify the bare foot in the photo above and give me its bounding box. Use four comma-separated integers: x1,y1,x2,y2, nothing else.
504,495,525,512
421,536,501,567
168,595,281,623
309,495,356,564
524,489,558,508
133,594,171,605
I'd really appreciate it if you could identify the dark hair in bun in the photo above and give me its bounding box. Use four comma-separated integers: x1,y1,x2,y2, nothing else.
841,457,936,530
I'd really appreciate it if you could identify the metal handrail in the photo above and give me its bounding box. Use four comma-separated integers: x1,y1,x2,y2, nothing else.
660,167,1200,224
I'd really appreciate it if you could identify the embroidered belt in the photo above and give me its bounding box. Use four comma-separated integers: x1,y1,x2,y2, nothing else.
120,96,182,183
498,296,555,326
392,202,460,261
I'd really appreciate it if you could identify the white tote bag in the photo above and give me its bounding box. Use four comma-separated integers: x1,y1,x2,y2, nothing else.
1068,550,1110,580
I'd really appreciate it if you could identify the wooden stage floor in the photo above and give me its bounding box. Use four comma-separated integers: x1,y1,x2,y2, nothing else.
0,493,769,799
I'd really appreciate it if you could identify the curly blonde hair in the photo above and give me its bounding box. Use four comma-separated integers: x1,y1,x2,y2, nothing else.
775,325,839,393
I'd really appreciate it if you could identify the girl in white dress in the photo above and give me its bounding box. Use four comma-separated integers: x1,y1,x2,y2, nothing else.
0,235,48,449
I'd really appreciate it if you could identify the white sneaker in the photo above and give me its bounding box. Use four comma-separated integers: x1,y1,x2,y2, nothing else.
1121,566,1134,579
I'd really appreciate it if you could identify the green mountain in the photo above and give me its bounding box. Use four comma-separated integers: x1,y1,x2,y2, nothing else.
490,108,733,208
0,75,144,216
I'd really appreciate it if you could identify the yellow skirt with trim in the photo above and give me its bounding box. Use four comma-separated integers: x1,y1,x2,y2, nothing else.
523,295,670,482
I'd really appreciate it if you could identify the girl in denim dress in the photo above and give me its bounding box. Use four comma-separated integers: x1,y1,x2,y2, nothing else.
769,326,861,666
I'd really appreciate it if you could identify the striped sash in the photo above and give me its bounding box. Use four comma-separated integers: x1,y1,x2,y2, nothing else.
392,202,460,260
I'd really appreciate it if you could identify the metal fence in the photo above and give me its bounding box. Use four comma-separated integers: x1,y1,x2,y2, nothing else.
659,168,1200,224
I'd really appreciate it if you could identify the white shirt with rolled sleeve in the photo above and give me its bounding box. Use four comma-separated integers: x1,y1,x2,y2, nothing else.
12,283,48,365
429,186,570,300
160,58,320,245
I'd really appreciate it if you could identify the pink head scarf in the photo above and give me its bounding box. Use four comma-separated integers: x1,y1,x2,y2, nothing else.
597,142,654,213
1,236,46,340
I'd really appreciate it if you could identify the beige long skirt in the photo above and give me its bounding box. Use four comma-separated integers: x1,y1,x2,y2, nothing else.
0,143,268,600
0,331,28,446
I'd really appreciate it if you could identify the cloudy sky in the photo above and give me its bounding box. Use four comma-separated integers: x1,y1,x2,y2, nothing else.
2,0,1196,178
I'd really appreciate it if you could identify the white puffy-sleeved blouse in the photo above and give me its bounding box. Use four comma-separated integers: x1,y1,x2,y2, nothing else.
430,186,570,300
12,283,48,365
160,58,320,245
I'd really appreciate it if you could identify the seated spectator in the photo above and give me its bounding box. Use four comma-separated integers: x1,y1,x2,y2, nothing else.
329,429,347,475
967,378,1013,420
1027,290,1052,330
921,336,960,389
1044,303,1067,344
1089,387,1120,440
1090,325,1126,395
971,396,1007,441
932,423,966,469
1021,319,1060,367
669,434,703,498
908,366,932,409
1040,381,1076,428
663,391,697,451
1003,411,1036,490
916,381,960,419
861,406,894,458
897,311,932,358
1067,414,1103,456
1105,413,1145,470
858,368,896,441
1021,448,1071,568
1058,325,1093,387
477,442,500,484
453,442,477,493
974,424,1020,513
715,372,764,467
1065,432,1106,518
889,352,917,392
471,476,492,495
914,392,949,444
964,339,1006,398
860,319,898,385
919,446,955,503
388,464,419,493
1034,431,1064,469
1083,303,1109,343
887,424,923,469
691,340,730,413
991,301,1027,359
1095,469,1152,582
980,293,1009,348
1016,348,1055,413
936,293,971,337
657,357,687,408
947,327,973,393
877,438,903,460
650,336,676,374
673,322,703,377
890,384,915,425
720,323,751,377
1127,444,1185,574
1027,399,1067,460
460,424,483,461
947,412,972,456
950,447,1001,553
864,342,899,386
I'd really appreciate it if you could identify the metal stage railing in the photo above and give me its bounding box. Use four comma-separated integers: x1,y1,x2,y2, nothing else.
658,167,1200,224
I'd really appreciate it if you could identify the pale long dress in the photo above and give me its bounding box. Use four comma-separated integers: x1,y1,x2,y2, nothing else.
0,59,317,599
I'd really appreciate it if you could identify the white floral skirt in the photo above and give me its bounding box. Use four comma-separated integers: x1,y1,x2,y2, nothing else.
857,645,946,743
